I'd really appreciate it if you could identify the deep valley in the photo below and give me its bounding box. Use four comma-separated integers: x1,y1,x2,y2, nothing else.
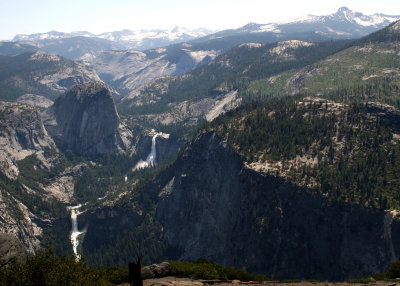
1,7,400,284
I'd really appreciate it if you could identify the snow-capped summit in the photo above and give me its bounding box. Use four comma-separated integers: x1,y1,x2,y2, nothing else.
13,27,215,52
247,7,400,38
288,7,398,27
329,6,398,27
13,31,96,41
97,27,214,49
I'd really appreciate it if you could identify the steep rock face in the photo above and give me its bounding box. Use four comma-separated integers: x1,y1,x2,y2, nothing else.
43,82,131,155
137,134,183,163
0,233,27,265
155,136,184,162
0,101,56,179
79,206,143,258
156,132,400,281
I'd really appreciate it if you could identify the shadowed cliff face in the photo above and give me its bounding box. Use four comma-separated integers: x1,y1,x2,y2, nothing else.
155,132,400,281
43,81,128,155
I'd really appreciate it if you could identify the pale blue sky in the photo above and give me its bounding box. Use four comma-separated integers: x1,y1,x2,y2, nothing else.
0,0,399,40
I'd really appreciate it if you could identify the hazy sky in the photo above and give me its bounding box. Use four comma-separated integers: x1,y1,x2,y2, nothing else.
0,0,399,40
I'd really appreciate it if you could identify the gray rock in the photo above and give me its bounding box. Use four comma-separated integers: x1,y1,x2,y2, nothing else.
0,101,56,179
0,233,27,266
17,94,54,109
141,262,172,279
155,131,400,281
43,81,131,155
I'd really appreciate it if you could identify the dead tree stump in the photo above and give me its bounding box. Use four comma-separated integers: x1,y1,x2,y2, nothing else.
129,257,143,286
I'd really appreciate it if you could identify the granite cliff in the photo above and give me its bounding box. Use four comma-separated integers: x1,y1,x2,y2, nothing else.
0,101,62,253
0,101,56,179
155,132,400,281
43,81,133,155
0,233,27,266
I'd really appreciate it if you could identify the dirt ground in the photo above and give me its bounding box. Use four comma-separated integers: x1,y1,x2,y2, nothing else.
118,277,400,286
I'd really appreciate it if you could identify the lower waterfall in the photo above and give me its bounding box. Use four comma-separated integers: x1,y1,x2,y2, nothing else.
69,205,84,260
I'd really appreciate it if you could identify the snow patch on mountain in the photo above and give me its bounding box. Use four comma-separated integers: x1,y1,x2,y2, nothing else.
98,27,212,43
253,24,281,33
326,27,351,36
290,14,322,24
13,27,215,51
308,7,398,28
14,31,95,41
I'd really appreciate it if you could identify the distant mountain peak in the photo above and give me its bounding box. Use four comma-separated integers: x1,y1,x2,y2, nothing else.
13,27,216,51
238,7,400,38
337,6,351,13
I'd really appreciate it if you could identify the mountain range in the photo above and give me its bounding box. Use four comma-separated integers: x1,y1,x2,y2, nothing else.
2,7,400,282
3,7,399,61
0,7,397,101
13,27,214,51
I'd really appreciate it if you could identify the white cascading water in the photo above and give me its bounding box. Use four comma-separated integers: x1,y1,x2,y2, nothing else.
68,131,166,258
69,205,84,260
133,133,159,170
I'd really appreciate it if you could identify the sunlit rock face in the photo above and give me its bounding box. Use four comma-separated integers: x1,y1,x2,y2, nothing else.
0,101,56,179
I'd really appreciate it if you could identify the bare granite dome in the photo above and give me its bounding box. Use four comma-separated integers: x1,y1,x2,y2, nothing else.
43,81,130,155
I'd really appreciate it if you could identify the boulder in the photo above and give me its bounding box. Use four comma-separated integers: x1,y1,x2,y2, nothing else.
142,262,172,279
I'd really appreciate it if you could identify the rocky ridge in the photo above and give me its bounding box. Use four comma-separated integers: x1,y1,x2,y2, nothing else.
12,27,214,52
0,51,102,102
92,47,218,95
27,51,101,92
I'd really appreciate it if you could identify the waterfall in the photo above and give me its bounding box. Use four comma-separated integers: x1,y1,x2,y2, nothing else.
133,133,159,170
69,205,84,260
146,134,158,165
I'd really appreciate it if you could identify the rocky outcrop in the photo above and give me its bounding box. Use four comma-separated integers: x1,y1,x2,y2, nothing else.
0,101,56,179
0,51,102,103
0,188,44,254
155,132,400,281
0,233,27,266
27,51,101,92
43,81,133,155
92,48,218,96
142,262,172,279
17,94,54,109
41,163,89,203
